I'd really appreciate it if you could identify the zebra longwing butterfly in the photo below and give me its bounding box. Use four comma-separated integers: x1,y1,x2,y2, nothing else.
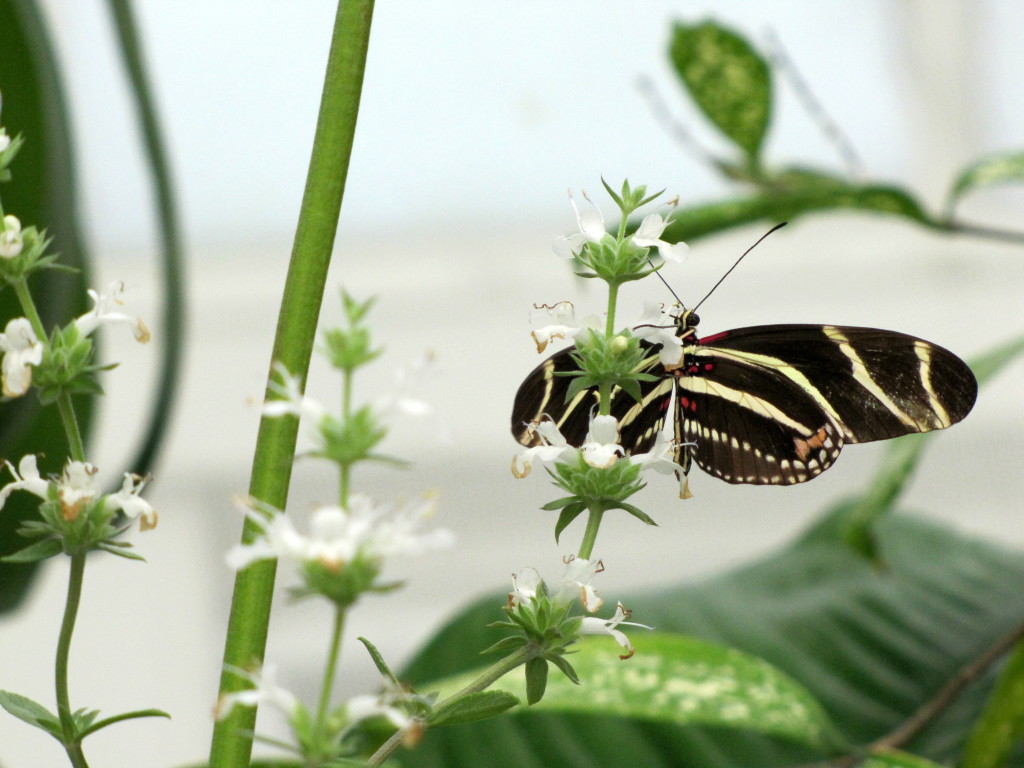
511,308,977,490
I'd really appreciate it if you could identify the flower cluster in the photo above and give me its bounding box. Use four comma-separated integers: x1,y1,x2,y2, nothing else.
0,454,157,560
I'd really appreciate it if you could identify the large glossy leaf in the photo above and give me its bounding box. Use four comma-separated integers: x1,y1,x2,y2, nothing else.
399,513,1024,767
0,0,92,611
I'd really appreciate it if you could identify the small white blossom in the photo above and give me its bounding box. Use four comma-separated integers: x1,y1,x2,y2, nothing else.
0,130,10,153
631,212,689,265
561,556,604,612
507,566,543,606
511,416,576,478
552,190,607,259
579,601,651,659
631,430,687,476
580,414,624,468
529,302,602,354
0,317,43,396
215,663,299,721
109,473,158,530
74,281,150,343
344,691,413,733
58,461,99,521
0,215,23,258
0,454,48,511
373,351,435,418
227,493,453,572
632,301,684,367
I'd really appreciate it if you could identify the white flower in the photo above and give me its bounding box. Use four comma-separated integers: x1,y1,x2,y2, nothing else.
0,317,43,396
344,691,413,733
632,301,684,367
511,416,576,478
561,556,604,612
579,601,651,660
215,663,299,721
552,190,607,259
632,430,687,476
0,214,23,258
529,302,601,354
373,351,435,418
109,473,158,530
0,454,49,511
227,493,453,572
0,130,10,153
58,461,99,521
508,566,543,606
262,362,325,421
631,212,689,265
580,414,624,468
74,281,150,343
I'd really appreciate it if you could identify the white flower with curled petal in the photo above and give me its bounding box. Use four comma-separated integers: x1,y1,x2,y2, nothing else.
561,556,604,612
0,215,23,258
0,454,49,511
58,461,99,521
580,414,624,468
579,601,651,659
529,301,601,354
552,190,608,259
511,417,576,478
632,301,684,367
632,212,689,265
74,281,150,343
109,473,158,531
0,317,43,396
631,430,687,476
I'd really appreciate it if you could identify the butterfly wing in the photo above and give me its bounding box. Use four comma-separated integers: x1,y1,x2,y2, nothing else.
511,342,673,453
675,324,977,484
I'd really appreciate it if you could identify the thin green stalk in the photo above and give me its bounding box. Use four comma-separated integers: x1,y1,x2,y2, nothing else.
577,507,604,560
209,2,376,766
55,553,89,768
12,279,45,339
315,607,346,733
56,395,85,462
103,0,186,476
366,645,535,767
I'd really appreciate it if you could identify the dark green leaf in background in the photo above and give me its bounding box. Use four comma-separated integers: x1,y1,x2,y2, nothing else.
0,0,92,612
669,20,772,167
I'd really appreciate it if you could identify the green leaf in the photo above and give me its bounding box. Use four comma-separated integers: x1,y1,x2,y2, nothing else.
77,707,171,739
399,516,1024,767
0,690,61,737
947,149,1024,209
429,690,520,727
357,636,401,685
524,657,548,705
669,20,772,164
0,537,61,563
961,640,1024,768
861,750,949,768
426,634,841,750
0,0,93,613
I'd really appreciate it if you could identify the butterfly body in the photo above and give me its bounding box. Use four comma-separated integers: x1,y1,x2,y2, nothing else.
511,310,977,487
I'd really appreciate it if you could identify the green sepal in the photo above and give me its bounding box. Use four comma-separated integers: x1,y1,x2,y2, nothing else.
94,542,146,561
77,707,171,739
357,636,401,685
669,20,771,166
428,690,520,727
547,654,581,686
480,636,528,656
524,657,549,705
540,495,582,511
0,690,61,737
619,502,657,527
0,537,61,563
553,503,587,543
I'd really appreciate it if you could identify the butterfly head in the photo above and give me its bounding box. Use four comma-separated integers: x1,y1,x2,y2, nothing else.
672,308,700,339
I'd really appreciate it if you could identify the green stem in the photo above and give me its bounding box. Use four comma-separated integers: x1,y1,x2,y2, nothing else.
56,553,89,768
208,2,376,766
604,283,619,338
577,507,604,560
340,368,353,504
103,0,187,476
366,646,535,767
13,279,45,340
315,607,346,734
56,395,86,462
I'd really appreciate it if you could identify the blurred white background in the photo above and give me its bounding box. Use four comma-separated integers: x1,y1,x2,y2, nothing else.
2,1,1023,766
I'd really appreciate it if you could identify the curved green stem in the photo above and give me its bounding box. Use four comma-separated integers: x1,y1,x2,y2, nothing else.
56,553,89,768
209,2,376,766
367,645,535,767
103,0,186,476
12,279,45,339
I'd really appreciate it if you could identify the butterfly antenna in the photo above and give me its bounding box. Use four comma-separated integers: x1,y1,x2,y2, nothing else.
692,222,788,313
647,259,685,307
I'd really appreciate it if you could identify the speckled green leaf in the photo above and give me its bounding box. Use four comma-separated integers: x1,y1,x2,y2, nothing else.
429,634,842,750
670,20,772,164
0,0,92,612
948,149,1024,208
